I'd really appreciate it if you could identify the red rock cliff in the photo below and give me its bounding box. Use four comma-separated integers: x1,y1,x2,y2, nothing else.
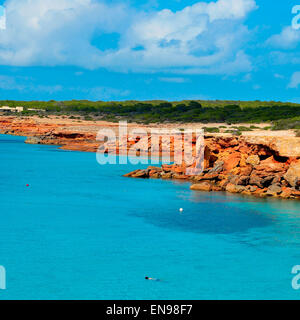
1,116,299,199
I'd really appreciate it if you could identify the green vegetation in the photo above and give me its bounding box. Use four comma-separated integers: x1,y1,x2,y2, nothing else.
271,117,300,130
1,99,300,129
232,126,253,132
204,127,220,133
225,129,242,136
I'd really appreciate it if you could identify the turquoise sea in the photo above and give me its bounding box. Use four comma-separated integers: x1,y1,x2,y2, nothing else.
0,134,300,300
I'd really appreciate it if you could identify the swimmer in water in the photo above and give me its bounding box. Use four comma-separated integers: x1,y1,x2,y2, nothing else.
145,276,160,281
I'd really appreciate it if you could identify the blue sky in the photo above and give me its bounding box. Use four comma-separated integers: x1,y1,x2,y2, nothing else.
0,0,299,102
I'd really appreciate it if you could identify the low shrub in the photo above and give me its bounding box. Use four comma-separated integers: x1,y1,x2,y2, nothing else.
204,127,220,133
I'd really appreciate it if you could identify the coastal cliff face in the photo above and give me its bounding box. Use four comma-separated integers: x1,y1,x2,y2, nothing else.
1,116,299,199
0,116,100,152
125,136,300,200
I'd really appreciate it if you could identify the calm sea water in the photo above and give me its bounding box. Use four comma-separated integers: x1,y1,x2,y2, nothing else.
0,134,300,300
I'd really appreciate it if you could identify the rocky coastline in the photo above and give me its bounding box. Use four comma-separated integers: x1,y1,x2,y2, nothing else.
125,136,300,200
1,116,299,200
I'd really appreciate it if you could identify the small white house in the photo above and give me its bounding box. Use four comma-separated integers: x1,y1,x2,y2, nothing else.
0,106,24,113
28,108,44,112
0,106,16,112
16,106,24,112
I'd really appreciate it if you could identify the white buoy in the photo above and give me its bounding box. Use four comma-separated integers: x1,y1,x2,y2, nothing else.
179,208,183,213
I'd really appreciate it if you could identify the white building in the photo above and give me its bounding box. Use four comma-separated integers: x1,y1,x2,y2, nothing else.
0,106,24,113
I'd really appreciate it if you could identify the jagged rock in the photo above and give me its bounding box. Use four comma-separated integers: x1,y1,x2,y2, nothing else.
245,185,258,192
228,175,249,186
291,188,300,197
249,174,263,188
193,174,205,181
212,185,223,192
281,187,293,198
219,179,229,189
246,155,260,166
239,175,250,186
240,165,253,176
161,172,173,179
244,136,300,158
190,182,212,192
261,175,276,187
150,172,161,179
25,136,41,144
132,170,148,178
147,166,163,172
161,165,173,172
148,166,163,178
196,173,219,181
272,175,283,184
209,161,224,173
226,183,245,193
123,170,140,177
222,152,241,172
253,188,268,197
255,157,286,173
173,174,190,180
284,161,300,188
267,184,282,196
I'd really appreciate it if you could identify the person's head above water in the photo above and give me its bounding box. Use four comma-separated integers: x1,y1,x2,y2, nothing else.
145,276,160,281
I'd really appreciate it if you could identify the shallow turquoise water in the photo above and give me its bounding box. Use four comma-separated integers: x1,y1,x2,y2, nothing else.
0,134,300,300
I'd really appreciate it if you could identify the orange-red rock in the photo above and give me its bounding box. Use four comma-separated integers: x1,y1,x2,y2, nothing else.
190,182,212,192
1,116,299,200
222,152,241,172
284,161,300,187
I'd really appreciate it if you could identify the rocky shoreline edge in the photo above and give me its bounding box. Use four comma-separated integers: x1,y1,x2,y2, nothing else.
124,137,300,200
0,116,299,200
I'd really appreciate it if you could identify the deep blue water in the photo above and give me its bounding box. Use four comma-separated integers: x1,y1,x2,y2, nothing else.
0,134,300,300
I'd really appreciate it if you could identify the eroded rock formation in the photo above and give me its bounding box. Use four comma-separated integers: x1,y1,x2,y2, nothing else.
125,136,300,200
1,116,299,199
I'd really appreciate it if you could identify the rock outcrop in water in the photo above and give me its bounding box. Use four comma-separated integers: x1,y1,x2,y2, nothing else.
125,136,300,200
0,117,100,152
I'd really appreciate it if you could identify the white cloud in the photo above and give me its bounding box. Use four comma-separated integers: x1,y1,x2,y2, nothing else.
288,72,300,89
0,0,257,74
274,73,284,79
84,86,130,100
266,26,300,49
159,77,188,83
241,72,252,82
0,0,128,68
269,51,300,65
0,7,6,30
267,26,300,77
102,0,257,74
